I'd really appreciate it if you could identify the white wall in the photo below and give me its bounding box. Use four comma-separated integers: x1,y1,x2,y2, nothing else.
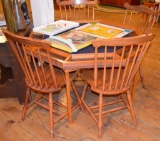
30,0,54,27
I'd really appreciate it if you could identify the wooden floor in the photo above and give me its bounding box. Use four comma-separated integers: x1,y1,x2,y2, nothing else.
0,1,160,141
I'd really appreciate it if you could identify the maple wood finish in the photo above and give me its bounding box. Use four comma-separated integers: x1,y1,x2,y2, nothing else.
144,2,160,22
56,0,98,22
80,34,155,138
2,29,82,137
123,3,160,35
144,2,160,12
122,3,160,92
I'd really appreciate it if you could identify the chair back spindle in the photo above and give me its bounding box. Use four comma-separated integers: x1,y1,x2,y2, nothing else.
91,34,154,95
3,29,61,93
56,0,97,22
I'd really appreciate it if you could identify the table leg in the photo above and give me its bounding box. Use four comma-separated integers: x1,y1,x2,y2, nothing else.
131,72,138,101
65,71,72,124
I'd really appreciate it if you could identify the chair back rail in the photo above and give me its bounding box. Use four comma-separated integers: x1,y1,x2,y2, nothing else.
56,0,97,21
90,34,155,95
2,29,62,93
123,3,160,35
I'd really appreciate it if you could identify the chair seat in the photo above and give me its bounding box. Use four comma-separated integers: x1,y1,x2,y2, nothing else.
81,68,130,95
26,63,77,93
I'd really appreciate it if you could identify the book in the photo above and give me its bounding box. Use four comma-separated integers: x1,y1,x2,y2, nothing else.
77,23,132,39
33,20,79,36
47,30,97,53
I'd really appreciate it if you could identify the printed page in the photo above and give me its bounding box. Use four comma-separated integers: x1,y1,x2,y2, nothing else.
80,23,122,39
48,30,97,53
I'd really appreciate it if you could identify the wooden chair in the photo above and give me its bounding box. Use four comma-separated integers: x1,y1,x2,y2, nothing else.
56,0,98,23
144,2,160,12
122,3,160,89
2,29,82,137
123,3,159,35
80,34,155,138
144,2,160,22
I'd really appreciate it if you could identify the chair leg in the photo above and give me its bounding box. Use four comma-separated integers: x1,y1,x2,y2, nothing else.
131,74,137,101
127,90,137,127
22,87,30,121
81,82,88,113
98,94,103,139
49,93,54,137
71,81,84,112
139,66,146,89
81,83,98,123
65,72,72,124
81,82,88,101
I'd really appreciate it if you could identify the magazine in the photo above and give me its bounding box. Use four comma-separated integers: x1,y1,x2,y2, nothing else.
47,30,97,53
33,20,79,36
77,23,132,39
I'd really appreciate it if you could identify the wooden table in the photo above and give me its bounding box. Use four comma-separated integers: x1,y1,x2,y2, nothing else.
48,20,137,70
